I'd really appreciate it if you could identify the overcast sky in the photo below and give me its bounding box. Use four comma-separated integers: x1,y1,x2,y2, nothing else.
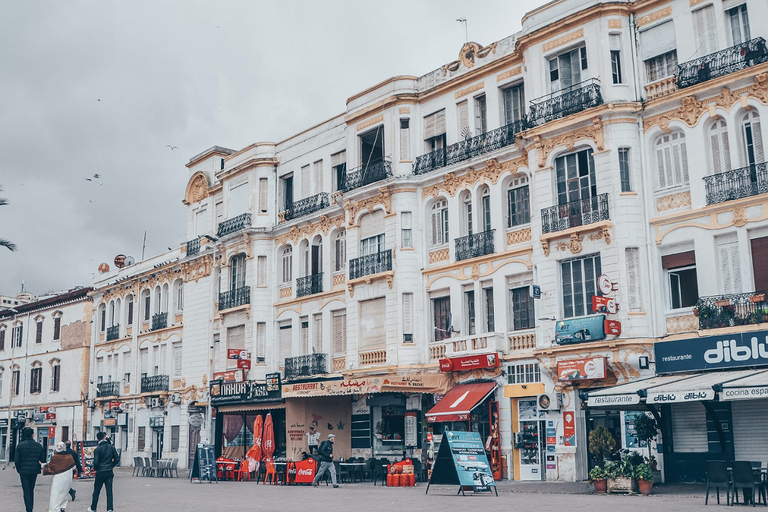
0,0,543,298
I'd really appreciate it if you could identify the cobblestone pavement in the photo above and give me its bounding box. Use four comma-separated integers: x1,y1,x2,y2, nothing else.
0,466,718,512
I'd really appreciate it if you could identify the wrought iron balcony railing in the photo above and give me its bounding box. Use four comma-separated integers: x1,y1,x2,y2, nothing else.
186,237,200,256
455,229,495,261
696,291,768,330
527,78,603,127
106,324,120,341
349,250,392,280
704,162,768,205
296,273,324,297
678,37,768,89
217,212,252,238
97,381,121,397
540,193,610,234
151,312,167,331
284,353,328,380
282,193,330,221
413,120,525,175
141,374,169,393
342,160,392,192
218,286,250,310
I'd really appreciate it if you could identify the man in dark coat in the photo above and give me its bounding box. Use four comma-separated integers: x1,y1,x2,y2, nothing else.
14,426,45,512
87,431,119,512
311,433,339,488
65,440,83,501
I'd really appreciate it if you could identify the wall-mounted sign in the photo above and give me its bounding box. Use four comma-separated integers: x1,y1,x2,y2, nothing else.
108,401,125,411
227,349,249,360
555,315,606,345
439,353,500,372
103,418,116,426
530,285,542,299
404,411,418,447
557,357,607,381
235,359,251,369
45,413,56,421
149,416,164,428
265,373,280,392
592,296,617,314
655,330,768,373
212,369,244,383
209,379,282,406
604,319,622,336
598,274,613,295
39,406,52,413
563,411,576,447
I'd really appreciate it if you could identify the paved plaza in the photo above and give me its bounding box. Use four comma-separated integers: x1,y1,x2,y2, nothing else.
0,466,720,512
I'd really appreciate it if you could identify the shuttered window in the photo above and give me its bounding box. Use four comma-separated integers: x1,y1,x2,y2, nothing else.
229,182,249,216
400,119,410,161
431,200,449,246
671,402,708,452
255,323,266,363
626,248,642,311
123,352,131,385
138,426,146,451
709,120,731,174
313,314,322,353
655,131,689,190
227,326,245,353
258,178,268,213
401,212,412,249
173,343,182,377
717,238,742,294
751,236,768,291
332,151,346,192
692,6,717,57
282,247,293,284
732,399,768,461
140,348,148,379
457,101,469,139
171,425,180,452
301,165,310,199
334,231,346,271
53,317,61,341
424,110,446,140
279,321,292,361
0,329,5,351
474,95,487,135
640,21,676,61
257,256,267,287
742,111,764,166
313,160,323,195
332,311,346,355
300,317,309,355
728,4,751,45
663,251,699,309
403,293,413,343
35,322,42,344
359,298,386,349
51,363,60,392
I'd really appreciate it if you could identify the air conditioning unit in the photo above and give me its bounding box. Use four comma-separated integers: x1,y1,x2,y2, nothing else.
170,393,182,404
536,392,563,412
87,399,95,409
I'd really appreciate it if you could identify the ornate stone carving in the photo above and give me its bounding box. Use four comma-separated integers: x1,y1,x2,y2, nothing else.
471,263,480,281
442,41,498,74
274,216,344,246
656,191,691,212
344,187,393,227
181,255,214,283
542,240,551,257
507,228,532,246
542,29,584,52
184,172,209,205
422,156,528,199
497,67,521,82
750,73,768,104
733,206,747,227
637,7,672,27
602,226,612,245
455,82,485,99
332,273,346,287
533,117,605,168
279,287,292,299
429,248,450,263
356,114,384,132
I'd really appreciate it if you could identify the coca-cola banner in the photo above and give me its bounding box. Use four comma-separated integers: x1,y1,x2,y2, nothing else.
655,330,768,373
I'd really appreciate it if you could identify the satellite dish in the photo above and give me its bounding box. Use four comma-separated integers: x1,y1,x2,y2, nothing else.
124,256,135,266
114,254,126,269
98,263,110,273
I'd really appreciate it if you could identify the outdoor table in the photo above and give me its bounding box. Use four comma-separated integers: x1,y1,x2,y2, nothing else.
273,461,288,485
339,462,367,482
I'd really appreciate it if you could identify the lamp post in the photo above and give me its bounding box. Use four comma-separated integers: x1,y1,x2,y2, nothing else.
2,307,18,467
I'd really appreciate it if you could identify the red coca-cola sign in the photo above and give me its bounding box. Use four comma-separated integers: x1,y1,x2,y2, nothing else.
604,319,622,336
439,353,499,372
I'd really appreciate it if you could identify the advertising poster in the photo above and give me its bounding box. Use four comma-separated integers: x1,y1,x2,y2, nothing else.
624,412,643,448
557,357,607,381
427,431,497,494
78,441,99,478
404,411,418,447
563,411,576,447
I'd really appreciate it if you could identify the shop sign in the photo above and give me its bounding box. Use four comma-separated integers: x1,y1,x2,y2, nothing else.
646,389,715,403
426,431,496,493
149,416,164,428
604,319,622,336
598,274,614,295
103,418,116,426
235,359,251,369
586,393,641,407
404,411,418,447
438,353,500,372
555,315,606,345
209,379,282,406
265,373,280,392
227,349,249,360
108,401,125,411
546,454,557,470
39,406,53,413
48,426,55,438
563,411,575,447
655,330,768,373
721,386,768,401
282,373,452,398
557,357,607,381
45,413,56,421
212,369,244,383
592,296,617,314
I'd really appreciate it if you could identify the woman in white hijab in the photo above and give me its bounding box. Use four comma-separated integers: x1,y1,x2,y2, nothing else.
43,442,75,512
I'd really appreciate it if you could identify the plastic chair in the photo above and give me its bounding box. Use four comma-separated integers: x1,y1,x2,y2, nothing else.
264,460,281,485
171,458,179,478
233,460,251,481
132,457,143,476
143,457,154,477
732,461,766,506
705,460,731,505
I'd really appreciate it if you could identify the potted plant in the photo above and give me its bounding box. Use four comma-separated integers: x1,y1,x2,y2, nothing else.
634,413,662,483
634,463,654,494
605,453,640,493
589,466,607,493
588,426,615,466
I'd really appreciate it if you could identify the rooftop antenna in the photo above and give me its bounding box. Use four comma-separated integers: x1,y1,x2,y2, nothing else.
457,18,468,43
141,231,147,260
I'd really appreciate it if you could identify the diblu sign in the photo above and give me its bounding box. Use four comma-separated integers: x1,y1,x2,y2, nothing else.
655,330,768,373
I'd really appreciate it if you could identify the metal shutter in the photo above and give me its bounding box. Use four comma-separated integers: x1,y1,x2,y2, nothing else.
732,399,768,462
671,402,709,452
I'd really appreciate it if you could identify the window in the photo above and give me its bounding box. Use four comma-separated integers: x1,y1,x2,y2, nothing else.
53,317,61,341
655,132,689,189
257,256,267,287
549,46,587,92
728,4,751,45
195,209,207,236
100,307,106,332
401,212,412,249
123,352,131,385
662,251,699,309
507,177,530,227
138,426,146,451
403,293,413,343
143,292,150,322
741,111,764,166
511,286,535,330
282,174,294,210
481,188,491,232
332,151,346,192
332,310,347,355
360,125,385,166
278,321,292,361
465,290,476,335
35,321,42,344
300,317,309,355
175,282,184,312
256,323,266,363
507,363,541,384
171,425,180,452
0,328,4,350
313,160,323,196
258,177,268,213
692,5,717,57
484,287,495,332
12,369,20,396
313,314,322,353
282,247,293,284
423,110,446,152
433,295,452,341
462,193,473,236
300,164,310,199
640,21,677,82
717,237,742,295
610,35,623,84
626,248,642,312
457,101,469,139
561,254,602,318
360,234,385,257
51,363,60,392
619,147,632,192
173,343,182,378
645,50,678,82
474,95,487,135
334,231,346,271
400,119,410,161
502,83,525,126
230,254,246,290
228,181,249,216
430,200,449,247
556,148,597,206
12,324,22,348
140,348,148,380
709,120,732,174
0,371,3,397
30,367,42,394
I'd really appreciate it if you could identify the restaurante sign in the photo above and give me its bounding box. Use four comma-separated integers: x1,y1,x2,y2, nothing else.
655,330,768,373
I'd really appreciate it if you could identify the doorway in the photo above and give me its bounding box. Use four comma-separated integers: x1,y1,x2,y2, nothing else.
153,429,164,460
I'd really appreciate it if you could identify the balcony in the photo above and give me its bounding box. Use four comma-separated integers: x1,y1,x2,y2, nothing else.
413,121,525,176
527,78,603,127
296,273,323,297
141,374,169,393
704,163,768,205
455,229,495,261
282,192,330,221
284,353,328,380
677,37,768,89
106,324,120,341
186,237,201,256
151,312,167,331
696,291,768,330
540,193,610,234
97,381,120,397
342,160,392,192
349,250,392,280
218,286,250,310
429,332,505,361
217,212,252,238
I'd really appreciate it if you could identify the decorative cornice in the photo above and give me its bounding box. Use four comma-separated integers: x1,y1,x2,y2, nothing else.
442,42,498,75
344,187,393,227
423,247,532,290
540,220,612,257
428,248,450,264
356,114,384,132
607,19,622,29
347,271,394,298
274,215,344,246
531,116,605,169
183,171,210,205
180,254,214,283
542,29,584,52
656,191,691,212
422,156,528,200
506,228,532,246
398,107,410,114
637,6,672,27
455,82,485,99
497,67,522,82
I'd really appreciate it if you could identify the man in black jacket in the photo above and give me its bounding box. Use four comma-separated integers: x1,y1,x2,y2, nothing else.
14,426,45,512
87,431,119,512
311,433,339,488
65,440,83,501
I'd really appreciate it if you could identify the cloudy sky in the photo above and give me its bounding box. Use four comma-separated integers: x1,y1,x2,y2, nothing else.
0,0,543,297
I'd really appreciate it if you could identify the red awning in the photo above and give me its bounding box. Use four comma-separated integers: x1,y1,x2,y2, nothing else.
426,382,497,423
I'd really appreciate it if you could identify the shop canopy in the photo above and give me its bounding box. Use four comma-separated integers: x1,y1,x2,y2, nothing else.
719,369,768,401
426,382,497,423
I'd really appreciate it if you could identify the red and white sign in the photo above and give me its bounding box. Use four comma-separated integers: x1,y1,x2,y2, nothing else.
438,353,500,372
563,411,576,447
592,295,617,314
48,427,55,438
108,401,125,411
598,274,613,295
236,359,251,369
604,319,622,336
39,406,52,413
45,413,57,421
227,349,249,360
212,369,244,383
557,357,607,381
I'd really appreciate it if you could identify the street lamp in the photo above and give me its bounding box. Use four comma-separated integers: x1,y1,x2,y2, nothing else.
2,307,18,467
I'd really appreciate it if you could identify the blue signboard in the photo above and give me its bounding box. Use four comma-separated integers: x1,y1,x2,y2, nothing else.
427,431,497,496
655,329,768,373
555,315,606,345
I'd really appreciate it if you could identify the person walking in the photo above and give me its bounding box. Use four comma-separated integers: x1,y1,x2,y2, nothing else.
312,433,339,488
64,440,83,501
43,442,76,512
14,426,45,512
87,431,119,512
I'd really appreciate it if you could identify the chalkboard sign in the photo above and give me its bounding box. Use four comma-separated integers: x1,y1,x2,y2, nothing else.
426,431,497,496
189,443,217,483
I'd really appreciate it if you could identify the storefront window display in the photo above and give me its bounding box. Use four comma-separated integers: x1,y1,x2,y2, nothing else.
218,410,286,460
370,395,406,457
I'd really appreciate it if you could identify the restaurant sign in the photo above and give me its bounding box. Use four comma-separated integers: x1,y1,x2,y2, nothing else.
555,315,606,345
557,357,606,381
439,353,500,372
282,373,452,398
655,330,768,373
210,378,282,406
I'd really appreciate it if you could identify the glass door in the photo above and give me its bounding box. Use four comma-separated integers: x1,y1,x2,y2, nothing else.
518,399,544,480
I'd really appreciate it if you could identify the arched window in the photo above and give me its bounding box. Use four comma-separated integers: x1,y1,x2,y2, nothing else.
125,295,134,326
161,284,169,313
708,119,731,174
141,289,151,322
310,236,323,276
741,110,764,166
281,246,293,284
507,175,530,228
154,287,161,315
173,281,184,313
50,359,60,392
431,200,449,247
230,254,246,290
655,131,689,189
480,186,491,232
334,231,346,272
461,192,473,236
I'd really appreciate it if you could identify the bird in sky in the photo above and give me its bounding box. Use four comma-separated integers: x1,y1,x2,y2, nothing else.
93,173,101,179
166,145,178,150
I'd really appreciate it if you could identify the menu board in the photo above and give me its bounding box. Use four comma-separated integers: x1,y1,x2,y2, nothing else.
78,441,98,478
189,443,217,482
427,431,497,496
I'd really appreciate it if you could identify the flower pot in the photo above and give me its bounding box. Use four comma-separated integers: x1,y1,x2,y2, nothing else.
715,299,731,308
593,479,607,493
607,477,637,494
750,294,765,303
637,478,653,495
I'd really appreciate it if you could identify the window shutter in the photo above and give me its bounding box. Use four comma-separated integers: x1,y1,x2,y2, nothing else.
457,101,469,138
424,110,446,139
753,117,764,162
123,353,131,381
314,314,322,353
662,250,696,269
256,323,266,360
258,178,268,213
359,298,387,349
314,160,323,195
279,321,292,361
400,119,410,161
227,325,245,351
332,311,346,355
752,237,768,290
640,21,676,60
718,240,742,294
403,293,413,336
301,165,310,199
693,6,717,57
173,343,182,377
257,256,267,287
626,248,642,311
331,151,346,168
300,317,309,355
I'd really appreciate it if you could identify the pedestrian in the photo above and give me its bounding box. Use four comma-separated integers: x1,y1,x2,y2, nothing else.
43,442,76,512
14,426,45,512
311,433,339,488
87,431,119,512
65,440,83,501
